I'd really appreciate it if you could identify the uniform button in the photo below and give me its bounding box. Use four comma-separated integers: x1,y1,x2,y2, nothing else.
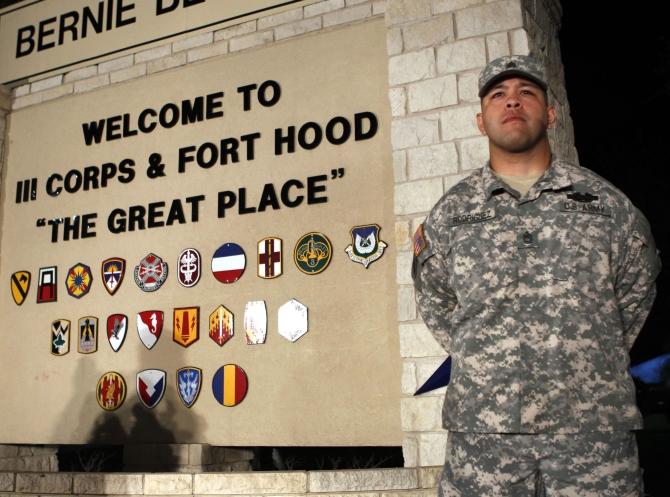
523,231,533,244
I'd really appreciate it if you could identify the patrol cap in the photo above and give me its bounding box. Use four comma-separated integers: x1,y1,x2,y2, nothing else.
478,55,548,98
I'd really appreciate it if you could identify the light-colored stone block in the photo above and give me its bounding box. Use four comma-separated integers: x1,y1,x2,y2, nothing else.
187,40,229,63
381,490,437,497
432,0,483,14
258,7,303,29
396,249,414,285
389,87,407,117
0,445,19,458
486,32,510,60
0,472,13,492
308,468,418,492
386,0,432,25
12,84,30,98
194,472,307,494
402,15,454,52
215,20,257,41
394,178,443,216
408,74,457,112
147,52,188,74
440,104,480,141
418,432,448,466
444,172,470,190
275,17,322,40
407,142,459,180
402,359,418,394
373,1,386,15
144,474,192,495
74,73,110,93
135,43,171,63
509,28,529,54
395,218,410,250
229,31,274,52
30,74,62,92
38,83,74,103
457,71,479,102
15,473,72,494
12,91,43,110
323,4,371,27
173,32,213,52
73,474,143,495
418,466,443,488
401,396,444,431
399,322,446,357
387,27,403,56
436,38,486,74
110,63,147,83
403,435,419,467
459,135,488,170
455,0,523,38
391,114,439,150
393,150,407,182
389,48,435,86
398,285,417,321
98,54,134,74
64,65,98,83
304,0,345,17
346,0,369,5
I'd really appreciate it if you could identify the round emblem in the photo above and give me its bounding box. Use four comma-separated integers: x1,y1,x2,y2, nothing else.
294,232,332,275
211,243,246,283
96,372,126,411
178,248,201,288
66,262,93,298
212,364,248,407
134,253,168,292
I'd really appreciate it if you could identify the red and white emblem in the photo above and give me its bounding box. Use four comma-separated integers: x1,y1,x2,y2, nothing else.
209,305,234,346
107,314,128,352
134,253,168,292
136,369,166,409
177,248,201,287
136,310,163,349
257,237,282,279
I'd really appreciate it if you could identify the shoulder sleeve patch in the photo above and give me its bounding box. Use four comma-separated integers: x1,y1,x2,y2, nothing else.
413,224,428,257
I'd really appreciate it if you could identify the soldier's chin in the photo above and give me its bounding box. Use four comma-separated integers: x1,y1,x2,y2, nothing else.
498,133,545,154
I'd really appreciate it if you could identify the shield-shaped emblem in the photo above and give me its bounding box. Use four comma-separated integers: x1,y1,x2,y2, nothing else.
257,237,282,279
294,232,332,275
244,300,267,345
212,243,246,283
178,248,201,287
78,316,98,353
107,314,128,352
36,266,57,303
209,305,234,346
134,253,168,292
137,310,163,350
177,367,202,408
66,262,93,298
102,258,125,295
212,364,248,407
174,306,199,347
51,319,70,356
96,372,126,411
278,299,309,342
137,369,166,409
344,224,387,268
11,271,31,305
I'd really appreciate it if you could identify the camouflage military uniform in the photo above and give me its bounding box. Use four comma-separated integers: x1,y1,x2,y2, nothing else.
413,158,660,495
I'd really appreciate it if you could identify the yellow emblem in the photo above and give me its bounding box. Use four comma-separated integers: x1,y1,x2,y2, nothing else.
174,307,199,347
10,271,31,305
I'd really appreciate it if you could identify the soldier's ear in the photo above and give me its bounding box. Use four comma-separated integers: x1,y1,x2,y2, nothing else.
546,106,557,128
476,112,487,135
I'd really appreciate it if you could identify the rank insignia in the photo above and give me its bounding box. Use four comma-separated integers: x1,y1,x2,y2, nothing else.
244,300,267,345
212,243,246,283
209,305,234,347
177,248,201,287
134,253,168,292
137,369,167,409
412,224,427,257
278,299,308,342
10,270,30,305
51,319,70,356
212,364,248,407
96,372,126,411
258,237,282,279
66,262,93,298
36,266,57,303
137,310,163,350
101,258,125,295
173,306,199,347
177,367,202,408
294,232,332,275
78,316,98,354
107,314,128,352
567,191,599,203
345,224,388,269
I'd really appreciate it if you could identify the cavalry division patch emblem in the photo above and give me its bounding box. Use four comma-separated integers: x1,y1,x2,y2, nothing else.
244,300,267,345
178,248,201,287
36,266,57,303
212,364,248,407
212,243,246,283
137,310,163,350
78,316,98,354
107,314,128,352
10,271,30,305
209,305,234,346
134,253,168,292
345,224,388,269
102,258,125,295
173,306,199,347
294,232,332,275
177,367,202,408
258,237,282,279
51,319,70,356
278,299,309,342
96,372,126,411
66,262,93,298
137,369,167,409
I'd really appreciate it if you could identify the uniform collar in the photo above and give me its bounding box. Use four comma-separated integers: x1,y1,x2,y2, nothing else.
482,156,574,200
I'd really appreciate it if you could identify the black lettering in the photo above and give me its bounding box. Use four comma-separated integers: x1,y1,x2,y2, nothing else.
166,199,186,225
219,138,239,165
159,103,179,128
147,201,165,228
127,205,146,231
258,183,280,212
16,25,35,58
81,213,97,238
48,219,61,243
237,84,256,111
281,179,304,207
122,114,138,137
238,188,256,215
217,191,236,218
205,91,224,118
117,0,136,27
307,174,328,204
82,166,100,191
46,174,63,197
58,11,79,45
156,0,179,15
326,116,351,145
108,208,126,234
184,0,206,6
178,145,196,173
354,111,378,141
182,96,204,124
275,126,295,155
240,132,260,161
298,122,322,150
37,17,57,51
185,194,204,221
258,80,281,107
82,2,104,38
100,162,116,187
82,120,105,145
106,115,123,141
138,108,157,133
62,215,80,241
64,170,83,193
118,159,135,183
197,142,218,168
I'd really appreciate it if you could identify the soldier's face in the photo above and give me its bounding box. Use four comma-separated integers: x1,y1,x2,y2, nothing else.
476,77,556,154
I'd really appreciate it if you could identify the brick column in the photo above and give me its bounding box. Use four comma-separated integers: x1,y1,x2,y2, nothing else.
385,0,575,468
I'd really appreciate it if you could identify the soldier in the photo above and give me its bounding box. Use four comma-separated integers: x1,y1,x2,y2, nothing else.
412,55,661,496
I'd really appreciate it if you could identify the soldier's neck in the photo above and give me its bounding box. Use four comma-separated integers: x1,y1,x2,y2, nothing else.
489,141,552,177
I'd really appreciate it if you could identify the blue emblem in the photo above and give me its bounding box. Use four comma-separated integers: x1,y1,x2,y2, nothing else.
344,224,388,268
177,367,202,408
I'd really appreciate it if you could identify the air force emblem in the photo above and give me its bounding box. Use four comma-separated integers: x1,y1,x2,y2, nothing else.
137,310,163,350
78,316,98,354
97,372,126,411
177,367,202,408
11,271,31,305
134,253,168,292
107,314,128,352
178,248,201,287
137,369,167,409
66,263,93,298
173,306,199,347
102,258,125,295
51,319,70,356
345,224,387,268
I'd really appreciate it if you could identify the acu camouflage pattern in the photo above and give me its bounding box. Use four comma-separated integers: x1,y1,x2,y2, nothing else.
413,158,660,434
478,55,548,98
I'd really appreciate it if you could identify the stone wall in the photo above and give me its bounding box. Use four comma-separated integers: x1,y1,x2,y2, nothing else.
0,446,58,473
